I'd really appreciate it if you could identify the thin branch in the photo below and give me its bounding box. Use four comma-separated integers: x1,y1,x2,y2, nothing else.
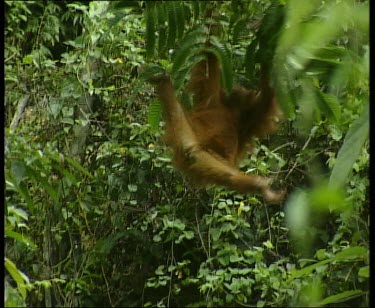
10,94,30,133
102,265,115,307
285,134,313,180
195,203,209,258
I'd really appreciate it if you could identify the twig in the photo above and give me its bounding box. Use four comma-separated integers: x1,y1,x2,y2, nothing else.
195,204,209,258
10,94,30,133
285,134,313,180
102,265,114,307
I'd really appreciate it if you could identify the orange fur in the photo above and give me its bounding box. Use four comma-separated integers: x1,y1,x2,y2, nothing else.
154,53,284,203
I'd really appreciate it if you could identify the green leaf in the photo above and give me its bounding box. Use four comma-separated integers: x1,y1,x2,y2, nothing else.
208,37,233,93
48,100,63,118
7,182,33,207
64,156,92,178
172,53,206,91
229,255,243,263
156,5,168,55
148,100,162,132
358,266,369,278
289,259,332,279
60,117,74,125
318,290,364,306
140,63,167,82
145,4,156,59
7,206,28,221
111,0,140,9
290,246,368,280
285,190,309,234
315,91,341,123
309,184,346,212
128,184,138,192
183,230,194,240
155,265,165,275
211,228,221,242
22,55,33,65
218,255,230,266
96,232,128,255
5,281,25,308
175,2,185,40
166,2,177,49
263,240,274,249
10,161,26,185
329,104,369,188
171,26,206,75
5,230,37,250
5,258,31,299
258,2,285,66
334,246,368,261
26,167,59,204
191,1,200,19
231,17,247,45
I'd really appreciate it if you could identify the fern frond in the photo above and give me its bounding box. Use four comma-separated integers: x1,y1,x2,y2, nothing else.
171,26,207,75
139,64,166,82
191,1,200,20
315,90,341,123
199,1,209,17
145,4,156,59
148,100,162,132
180,90,193,109
156,3,167,24
208,37,233,93
244,40,258,81
166,2,177,49
258,2,285,66
231,18,247,45
175,2,186,40
173,65,191,92
172,53,206,90
156,5,168,56
111,1,140,9
158,27,167,57
183,5,192,26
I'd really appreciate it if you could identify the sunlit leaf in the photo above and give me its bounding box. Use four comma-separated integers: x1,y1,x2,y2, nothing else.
318,290,364,306
358,266,369,278
329,104,369,188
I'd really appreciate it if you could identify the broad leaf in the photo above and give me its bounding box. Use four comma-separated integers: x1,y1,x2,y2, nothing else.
329,104,369,188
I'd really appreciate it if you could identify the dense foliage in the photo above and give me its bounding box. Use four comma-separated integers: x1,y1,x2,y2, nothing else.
5,1,369,307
